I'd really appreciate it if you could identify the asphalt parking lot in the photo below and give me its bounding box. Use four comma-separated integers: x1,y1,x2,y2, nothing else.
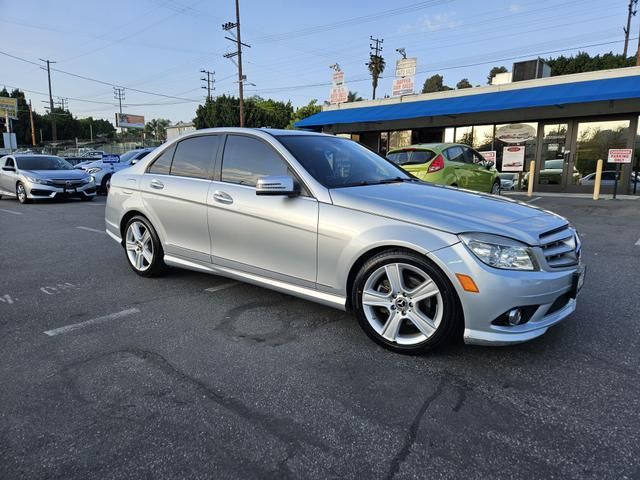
0,194,639,480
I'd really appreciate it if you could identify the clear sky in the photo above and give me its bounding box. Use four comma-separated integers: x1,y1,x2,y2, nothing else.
0,0,634,124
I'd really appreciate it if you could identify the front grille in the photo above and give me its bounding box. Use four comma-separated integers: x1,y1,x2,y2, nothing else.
48,179,84,187
539,224,579,268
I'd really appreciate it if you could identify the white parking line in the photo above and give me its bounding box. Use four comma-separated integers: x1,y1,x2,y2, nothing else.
205,282,238,293
44,308,140,337
0,208,22,215
527,197,542,203
76,226,106,234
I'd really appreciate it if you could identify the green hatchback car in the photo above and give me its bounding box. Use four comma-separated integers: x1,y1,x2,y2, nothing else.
387,143,501,194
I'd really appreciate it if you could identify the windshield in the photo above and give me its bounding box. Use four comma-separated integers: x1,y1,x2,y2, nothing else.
544,160,563,170
277,135,412,188
387,149,435,166
16,156,72,171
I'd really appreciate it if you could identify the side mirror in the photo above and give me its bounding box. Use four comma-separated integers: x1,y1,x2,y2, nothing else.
485,161,495,170
2,166,15,172
256,175,299,196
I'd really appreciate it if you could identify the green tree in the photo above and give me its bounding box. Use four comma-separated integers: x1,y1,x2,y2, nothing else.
347,91,364,102
144,118,170,141
456,78,472,89
546,51,634,76
367,54,386,100
421,74,452,93
194,95,293,130
287,99,322,129
487,65,508,84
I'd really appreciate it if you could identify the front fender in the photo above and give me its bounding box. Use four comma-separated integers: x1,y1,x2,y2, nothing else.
317,203,459,296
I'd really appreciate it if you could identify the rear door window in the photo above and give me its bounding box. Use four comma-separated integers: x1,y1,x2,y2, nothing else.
444,146,464,163
170,135,219,179
388,150,435,166
147,146,175,175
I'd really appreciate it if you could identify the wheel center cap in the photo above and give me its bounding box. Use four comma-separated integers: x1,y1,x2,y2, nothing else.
394,296,408,310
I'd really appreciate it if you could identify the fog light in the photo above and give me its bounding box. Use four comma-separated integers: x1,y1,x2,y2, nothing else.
507,308,523,326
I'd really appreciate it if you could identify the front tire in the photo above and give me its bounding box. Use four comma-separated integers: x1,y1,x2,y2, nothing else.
100,174,111,194
124,216,167,277
491,180,501,194
351,249,461,354
16,182,30,204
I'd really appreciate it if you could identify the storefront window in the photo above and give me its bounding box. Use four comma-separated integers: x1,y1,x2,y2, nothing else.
633,118,640,194
538,124,568,186
444,128,454,143
495,122,538,189
571,120,629,186
379,132,389,156
472,125,494,152
388,130,412,150
454,126,473,146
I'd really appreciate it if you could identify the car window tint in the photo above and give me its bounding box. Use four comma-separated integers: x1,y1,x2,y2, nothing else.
221,135,288,186
388,150,435,166
5,158,14,167
170,136,218,179
148,146,175,175
461,147,475,164
445,146,464,163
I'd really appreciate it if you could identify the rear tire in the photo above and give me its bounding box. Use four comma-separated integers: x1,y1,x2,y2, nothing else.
100,174,111,194
16,182,30,204
351,249,462,354
123,215,167,277
491,180,501,194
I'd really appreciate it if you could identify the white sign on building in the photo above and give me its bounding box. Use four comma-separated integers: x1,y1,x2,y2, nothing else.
329,69,348,104
607,148,633,164
502,146,526,172
392,57,417,97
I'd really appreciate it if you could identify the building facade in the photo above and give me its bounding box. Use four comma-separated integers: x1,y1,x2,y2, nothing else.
297,67,640,195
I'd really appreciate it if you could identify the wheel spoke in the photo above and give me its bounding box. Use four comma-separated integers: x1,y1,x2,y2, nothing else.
141,230,151,247
384,264,403,294
408,279,439,302
135,252,144,269
131,223,142,241
381,311,404,342
406,310,436,338
125,241,137,252
142,248,153,263
362,289,392,308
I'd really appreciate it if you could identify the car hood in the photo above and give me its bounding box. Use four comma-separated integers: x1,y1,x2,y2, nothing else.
329,182,567,246
22,169,91,180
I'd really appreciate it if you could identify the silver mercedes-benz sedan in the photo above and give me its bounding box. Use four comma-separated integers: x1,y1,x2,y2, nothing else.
105,128,584,354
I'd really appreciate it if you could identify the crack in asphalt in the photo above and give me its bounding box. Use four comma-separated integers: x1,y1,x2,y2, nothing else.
385,377,447,480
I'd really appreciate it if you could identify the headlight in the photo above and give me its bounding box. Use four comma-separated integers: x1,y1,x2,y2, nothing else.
24,176,49,185
81,176,92,184
86,167,102,174
459,233,537,271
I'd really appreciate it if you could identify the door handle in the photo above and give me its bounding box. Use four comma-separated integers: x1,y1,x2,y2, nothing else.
213,190,233,204
150,179,164,190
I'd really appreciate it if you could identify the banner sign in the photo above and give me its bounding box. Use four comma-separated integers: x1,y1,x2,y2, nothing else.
116,113,145,129
496,123,537,143
392,77,414,97
607,148,633,164
479,150,496,163
395,58,417,78
0,97,18,118
2,132,17,149
502,146,526,172
329,86,348,104
332,71,344,86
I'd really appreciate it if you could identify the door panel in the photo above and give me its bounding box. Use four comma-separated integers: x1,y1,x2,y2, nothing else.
141,175,212,262
443,146,471,188
208,182,318,283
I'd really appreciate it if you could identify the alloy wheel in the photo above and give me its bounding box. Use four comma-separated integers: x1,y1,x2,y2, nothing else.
16,183,26,203
491,182,500,194
125,221,154,272
361,262,443,345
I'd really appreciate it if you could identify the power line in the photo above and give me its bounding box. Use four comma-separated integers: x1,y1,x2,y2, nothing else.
223,0,250,127
200,69,215,101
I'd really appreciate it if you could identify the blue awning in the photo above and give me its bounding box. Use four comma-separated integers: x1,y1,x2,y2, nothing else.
295,75,640,128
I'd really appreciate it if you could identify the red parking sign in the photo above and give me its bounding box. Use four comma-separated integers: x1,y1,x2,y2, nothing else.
607,149,633,163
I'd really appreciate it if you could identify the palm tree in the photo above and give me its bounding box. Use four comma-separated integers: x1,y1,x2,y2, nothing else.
144,118,170,141
367,54,386,100
347,91,364,102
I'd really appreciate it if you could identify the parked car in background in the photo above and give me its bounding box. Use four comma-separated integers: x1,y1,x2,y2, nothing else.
387,143,501,194
498,173,517,190
106,128,583,354
578,170,639,188
77,147,155,192
0,154,95,203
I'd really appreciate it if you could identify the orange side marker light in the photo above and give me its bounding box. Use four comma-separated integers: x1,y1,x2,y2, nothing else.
455,274,479,293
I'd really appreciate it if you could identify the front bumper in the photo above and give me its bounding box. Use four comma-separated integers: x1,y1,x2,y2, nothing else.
430,242,582,346
26,181,97,199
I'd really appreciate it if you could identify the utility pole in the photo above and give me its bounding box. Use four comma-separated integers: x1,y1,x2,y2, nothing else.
367,36,384,100
223,0,250,127
40,58,57,141
28,100,36,146
624,0,638,58
89,121,93,143
200,69,215,101
113,87,125,131
57,97,68,111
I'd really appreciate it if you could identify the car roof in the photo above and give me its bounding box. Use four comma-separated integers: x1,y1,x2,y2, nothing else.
388,143,467,153
11,153,61,158
186,127,330,137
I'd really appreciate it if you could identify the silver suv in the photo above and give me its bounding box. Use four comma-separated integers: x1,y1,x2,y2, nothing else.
0,154,96,203
105,128,584,353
